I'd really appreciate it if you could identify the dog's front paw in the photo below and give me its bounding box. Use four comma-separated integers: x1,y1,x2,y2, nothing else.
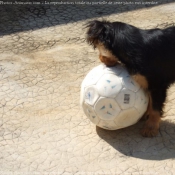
140,126,159,137
140,109,161,137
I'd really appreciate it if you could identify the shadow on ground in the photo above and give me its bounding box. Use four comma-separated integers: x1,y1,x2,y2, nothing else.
0,0,174,36
96,119,175,160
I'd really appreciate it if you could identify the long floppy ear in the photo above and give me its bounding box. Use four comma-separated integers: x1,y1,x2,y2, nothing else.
86,20,112,48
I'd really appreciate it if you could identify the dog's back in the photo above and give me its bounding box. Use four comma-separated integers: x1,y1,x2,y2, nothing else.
141,26,175,84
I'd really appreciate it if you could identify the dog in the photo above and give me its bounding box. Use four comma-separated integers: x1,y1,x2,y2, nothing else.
86,20,175,137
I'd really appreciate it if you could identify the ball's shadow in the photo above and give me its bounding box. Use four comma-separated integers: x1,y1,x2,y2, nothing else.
96,119,175,160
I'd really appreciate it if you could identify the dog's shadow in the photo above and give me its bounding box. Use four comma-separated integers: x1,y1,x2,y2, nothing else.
96,119,175,160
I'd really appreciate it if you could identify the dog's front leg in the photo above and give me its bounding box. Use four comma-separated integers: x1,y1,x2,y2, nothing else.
141,109,161,137
141,87,167,137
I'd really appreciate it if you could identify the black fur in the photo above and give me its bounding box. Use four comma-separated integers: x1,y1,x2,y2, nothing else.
86,20,175,115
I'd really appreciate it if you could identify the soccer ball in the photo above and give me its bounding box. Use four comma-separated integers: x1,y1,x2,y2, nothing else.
80,64,148,130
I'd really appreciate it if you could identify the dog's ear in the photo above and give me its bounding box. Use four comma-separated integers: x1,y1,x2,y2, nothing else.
86,20,113,48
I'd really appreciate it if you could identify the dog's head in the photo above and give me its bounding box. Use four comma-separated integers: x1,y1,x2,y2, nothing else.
86,20,121,66
86,20,143,68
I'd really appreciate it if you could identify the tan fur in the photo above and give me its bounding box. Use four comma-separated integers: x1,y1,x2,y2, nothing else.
99,55,118,67
141,93,161,137
132,74,148,89
96,43,119,66
133,76,161,137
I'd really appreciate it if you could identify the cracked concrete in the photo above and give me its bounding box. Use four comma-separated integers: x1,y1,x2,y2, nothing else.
1,1,175,175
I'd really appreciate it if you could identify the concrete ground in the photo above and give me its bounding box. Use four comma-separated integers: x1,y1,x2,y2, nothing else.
1,1,175,174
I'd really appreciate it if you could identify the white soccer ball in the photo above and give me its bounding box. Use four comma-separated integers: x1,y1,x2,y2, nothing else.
80,64,148,130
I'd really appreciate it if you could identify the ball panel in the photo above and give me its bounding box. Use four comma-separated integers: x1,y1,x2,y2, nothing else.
135,89,148,114
83,103,100,125
96,74,122,98
94,97,121,121
114,108,140,128
84,86,99,106
98,120,118,130
116,88,136,109
82,64,105,87
121,70,140,92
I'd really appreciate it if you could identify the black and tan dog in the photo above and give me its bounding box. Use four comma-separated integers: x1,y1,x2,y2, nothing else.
86,20,175,137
